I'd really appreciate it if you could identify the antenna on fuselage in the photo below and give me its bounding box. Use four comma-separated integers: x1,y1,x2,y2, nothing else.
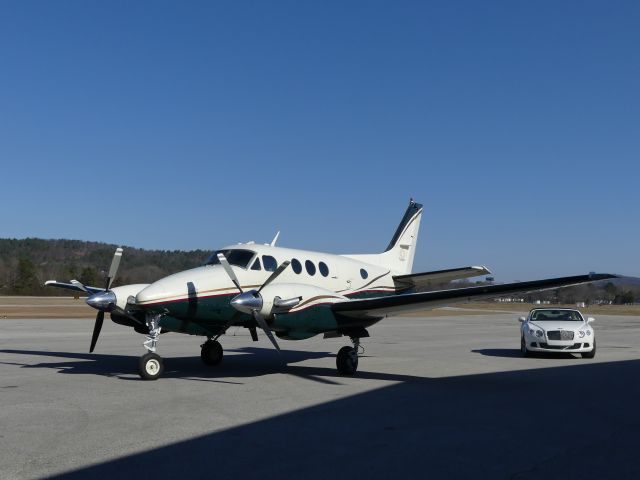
270,231,280,247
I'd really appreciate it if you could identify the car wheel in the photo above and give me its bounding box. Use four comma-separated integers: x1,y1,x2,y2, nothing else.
582,339,596,359
521,335,530,357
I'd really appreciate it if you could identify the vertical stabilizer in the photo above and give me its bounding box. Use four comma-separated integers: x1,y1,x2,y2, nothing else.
382,200,423,274
344,200,423,275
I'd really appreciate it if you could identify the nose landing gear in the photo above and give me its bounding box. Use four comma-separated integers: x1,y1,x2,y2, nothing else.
138,313,163,380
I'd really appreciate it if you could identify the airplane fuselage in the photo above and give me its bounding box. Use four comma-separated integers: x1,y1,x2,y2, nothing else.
133,243,403,340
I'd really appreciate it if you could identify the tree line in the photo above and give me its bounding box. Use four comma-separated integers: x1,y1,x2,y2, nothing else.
0,238,207,295
1,238,637,303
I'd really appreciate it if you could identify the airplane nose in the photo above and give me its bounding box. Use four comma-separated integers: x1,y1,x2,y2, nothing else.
86,291,116,311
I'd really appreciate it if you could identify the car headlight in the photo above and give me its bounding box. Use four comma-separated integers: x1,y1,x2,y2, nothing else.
579,331,585,338
536,330,543,338
586,330,592,336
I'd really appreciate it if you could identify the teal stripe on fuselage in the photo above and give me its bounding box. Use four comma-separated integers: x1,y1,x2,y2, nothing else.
155,288,405,337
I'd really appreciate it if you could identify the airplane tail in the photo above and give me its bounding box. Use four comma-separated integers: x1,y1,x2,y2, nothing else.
344,200,423,275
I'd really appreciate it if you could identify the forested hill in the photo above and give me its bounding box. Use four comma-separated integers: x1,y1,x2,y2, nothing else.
0,238,209,295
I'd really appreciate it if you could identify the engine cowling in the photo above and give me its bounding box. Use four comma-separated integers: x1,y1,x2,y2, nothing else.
109,284,150,310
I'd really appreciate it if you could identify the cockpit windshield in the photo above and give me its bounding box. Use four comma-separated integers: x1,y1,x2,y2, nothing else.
204,249,256,269
530,310,583,322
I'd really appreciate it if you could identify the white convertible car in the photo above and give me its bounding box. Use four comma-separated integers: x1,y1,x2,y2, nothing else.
519,308,596,358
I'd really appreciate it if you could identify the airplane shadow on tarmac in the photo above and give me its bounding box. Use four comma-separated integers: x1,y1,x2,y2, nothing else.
4,350,640,479
0,347,384,386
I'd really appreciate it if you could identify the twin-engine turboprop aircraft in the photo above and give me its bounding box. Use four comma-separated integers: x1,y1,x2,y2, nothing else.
46,201,617,380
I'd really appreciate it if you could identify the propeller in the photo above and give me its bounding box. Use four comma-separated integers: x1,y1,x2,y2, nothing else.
89,311,104,353
80,247,123,352
217,252,291,352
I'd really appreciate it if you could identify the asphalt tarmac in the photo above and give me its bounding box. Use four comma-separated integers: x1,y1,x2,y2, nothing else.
1,311,640,479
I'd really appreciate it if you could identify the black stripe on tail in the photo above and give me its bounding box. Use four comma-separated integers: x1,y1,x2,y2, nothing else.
385,200,423,252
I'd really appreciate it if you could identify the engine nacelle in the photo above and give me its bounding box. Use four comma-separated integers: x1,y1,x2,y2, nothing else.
110,284,150,310
257,283,347,318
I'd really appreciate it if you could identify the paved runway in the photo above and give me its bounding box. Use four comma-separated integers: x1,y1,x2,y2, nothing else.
1,312,640,479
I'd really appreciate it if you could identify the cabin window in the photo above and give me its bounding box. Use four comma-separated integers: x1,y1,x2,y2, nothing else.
204,249,255,269
319,262,329,277
360,268,368,279
251,258,262,271
305,260,316,276
262,255,278,272
291,258,302,274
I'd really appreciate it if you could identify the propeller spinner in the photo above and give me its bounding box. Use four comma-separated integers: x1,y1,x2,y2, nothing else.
217,252,291,352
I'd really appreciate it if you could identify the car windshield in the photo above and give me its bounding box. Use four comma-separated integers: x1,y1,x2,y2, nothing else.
204,249,255,269
530,310,583,322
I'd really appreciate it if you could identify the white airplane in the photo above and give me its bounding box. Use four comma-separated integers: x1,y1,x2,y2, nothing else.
46,200,616,380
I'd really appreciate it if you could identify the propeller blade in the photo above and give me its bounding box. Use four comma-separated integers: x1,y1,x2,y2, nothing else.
105,247,123,290
70,279,89,293
89,310,105,353
217,253,243,293
249,326,259,342
252,312,281,353
258,260,291,293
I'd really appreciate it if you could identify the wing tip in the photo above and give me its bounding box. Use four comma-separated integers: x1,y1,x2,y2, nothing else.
588,272,618,281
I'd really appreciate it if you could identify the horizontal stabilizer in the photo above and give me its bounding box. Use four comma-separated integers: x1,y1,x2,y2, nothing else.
333,273,618,319
394,266,491,289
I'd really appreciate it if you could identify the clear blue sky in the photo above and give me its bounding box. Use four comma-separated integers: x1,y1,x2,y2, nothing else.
0,1,638,280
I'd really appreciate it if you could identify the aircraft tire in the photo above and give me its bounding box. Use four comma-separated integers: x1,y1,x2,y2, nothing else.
201,340,223,366
336,346,358,375
139,352,164,380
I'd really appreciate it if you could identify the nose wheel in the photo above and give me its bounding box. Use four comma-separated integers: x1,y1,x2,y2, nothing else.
201,339,223,366
139,352,164,380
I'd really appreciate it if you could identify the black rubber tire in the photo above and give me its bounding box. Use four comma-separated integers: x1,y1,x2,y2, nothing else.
201,340,223,366
521,336,530,357
582,339,596,358
139,352,164,380
336,346,358,375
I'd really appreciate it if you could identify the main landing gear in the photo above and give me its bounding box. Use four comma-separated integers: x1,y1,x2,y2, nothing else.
336,338,360,376
201,339,223,366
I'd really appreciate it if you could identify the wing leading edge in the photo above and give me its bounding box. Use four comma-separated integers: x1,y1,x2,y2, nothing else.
333,273,618,319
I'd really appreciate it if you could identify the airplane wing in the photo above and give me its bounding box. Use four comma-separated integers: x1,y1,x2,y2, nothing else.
333,273,618,319
44,280,103,295
393,266,491,289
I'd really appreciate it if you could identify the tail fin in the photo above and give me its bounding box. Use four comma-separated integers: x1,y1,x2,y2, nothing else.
344,200,423,274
